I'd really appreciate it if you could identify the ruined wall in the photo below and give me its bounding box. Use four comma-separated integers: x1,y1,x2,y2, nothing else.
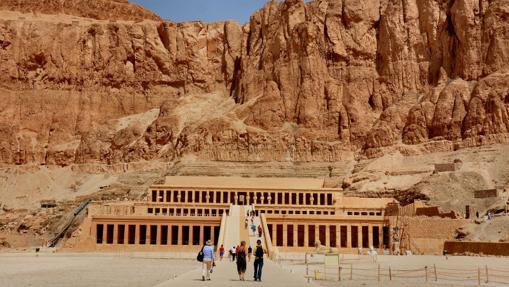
474,189,498,199
444,241,509,256
395,216,468,255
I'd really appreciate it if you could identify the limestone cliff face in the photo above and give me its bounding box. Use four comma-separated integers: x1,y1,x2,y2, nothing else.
0,0,508,165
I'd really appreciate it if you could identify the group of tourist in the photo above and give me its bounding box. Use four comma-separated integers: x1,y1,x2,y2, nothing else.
198,240,267,281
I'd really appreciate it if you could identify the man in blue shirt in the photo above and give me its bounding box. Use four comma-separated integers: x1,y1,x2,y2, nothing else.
202,240,215,281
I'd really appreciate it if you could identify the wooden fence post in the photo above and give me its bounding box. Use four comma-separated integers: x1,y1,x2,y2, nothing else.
378,264,380,282
477,267,481,286
389,266,392,281
434,264,437,281
350,264,353,280
305,253,309,283
425,266,428,282
338,266,342,281
485,265,489,283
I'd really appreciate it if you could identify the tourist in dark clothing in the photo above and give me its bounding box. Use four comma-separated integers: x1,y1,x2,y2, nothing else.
247,245,253,262
236,241,248,281
253,239,266,281
257,225,263,237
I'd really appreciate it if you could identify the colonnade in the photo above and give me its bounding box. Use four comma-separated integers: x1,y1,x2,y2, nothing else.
94,223,220,247
147,207,229,217
150,189,334,206
266,223,388,249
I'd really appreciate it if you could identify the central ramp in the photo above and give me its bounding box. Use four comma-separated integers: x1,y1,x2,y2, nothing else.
154,259,310,286
222,205,241,250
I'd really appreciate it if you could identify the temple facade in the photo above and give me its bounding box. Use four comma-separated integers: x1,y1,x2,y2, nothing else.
71,176,396,253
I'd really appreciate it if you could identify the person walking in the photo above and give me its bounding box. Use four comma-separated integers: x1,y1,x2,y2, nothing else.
236,241,248,281
257,225,263,237
219,244,225,261
247,245,253,262
231,246,237,262
251,223,256,235
244,218,249,229
253,239,266,281
201,240,215,281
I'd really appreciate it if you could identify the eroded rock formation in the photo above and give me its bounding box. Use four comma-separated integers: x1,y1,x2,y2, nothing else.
0,0,508,165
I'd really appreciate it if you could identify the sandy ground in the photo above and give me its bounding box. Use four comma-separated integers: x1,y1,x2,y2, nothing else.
0,252,313,287
0,253,197,287
280,254,509,287
1,252,508,287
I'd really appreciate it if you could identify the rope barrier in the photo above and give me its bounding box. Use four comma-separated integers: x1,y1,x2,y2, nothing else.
298,260,509,285
436,266,479,272
488,267,509,273
491,280,509,285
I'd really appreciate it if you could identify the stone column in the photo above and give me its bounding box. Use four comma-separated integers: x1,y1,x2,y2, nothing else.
315,225,319,246
325,225,330,247
317,193,321,205
293,224,298,247
200,225,204,246
283,224,288,247
177,225,182,245
379,225,384,249
275,193,279,205
135,224,140,245
336,225,341,248
368,225,373,248
157,225,162,245
113,225,118,244
146,224,151,245
304,224,309,247
124,225,129,245
272,225,277,246
168,225,173,245
210,225,215,245
357,225,362,249
346,225,351,248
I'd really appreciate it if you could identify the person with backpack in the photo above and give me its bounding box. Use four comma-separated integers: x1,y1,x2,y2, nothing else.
197,240,215,281
236,241,248,281
257,225,263,237
253,239,267,281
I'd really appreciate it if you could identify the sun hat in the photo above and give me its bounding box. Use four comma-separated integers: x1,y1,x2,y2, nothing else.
206,240,213,246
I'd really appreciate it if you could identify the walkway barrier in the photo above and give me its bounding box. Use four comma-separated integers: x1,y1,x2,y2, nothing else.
296,255,509,285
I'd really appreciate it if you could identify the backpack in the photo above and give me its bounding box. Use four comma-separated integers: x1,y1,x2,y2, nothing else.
255,245,264,258
196,246,204,262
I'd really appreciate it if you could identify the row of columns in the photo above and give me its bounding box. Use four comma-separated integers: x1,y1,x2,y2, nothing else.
151,189,333,206
148,207,228,217
269,223,385,249
94,223,219,247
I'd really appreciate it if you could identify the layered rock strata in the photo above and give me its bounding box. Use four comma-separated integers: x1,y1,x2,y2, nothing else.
0,0,508,165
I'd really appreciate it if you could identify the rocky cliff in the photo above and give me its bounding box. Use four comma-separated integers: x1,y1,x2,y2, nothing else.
0,0,508,165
